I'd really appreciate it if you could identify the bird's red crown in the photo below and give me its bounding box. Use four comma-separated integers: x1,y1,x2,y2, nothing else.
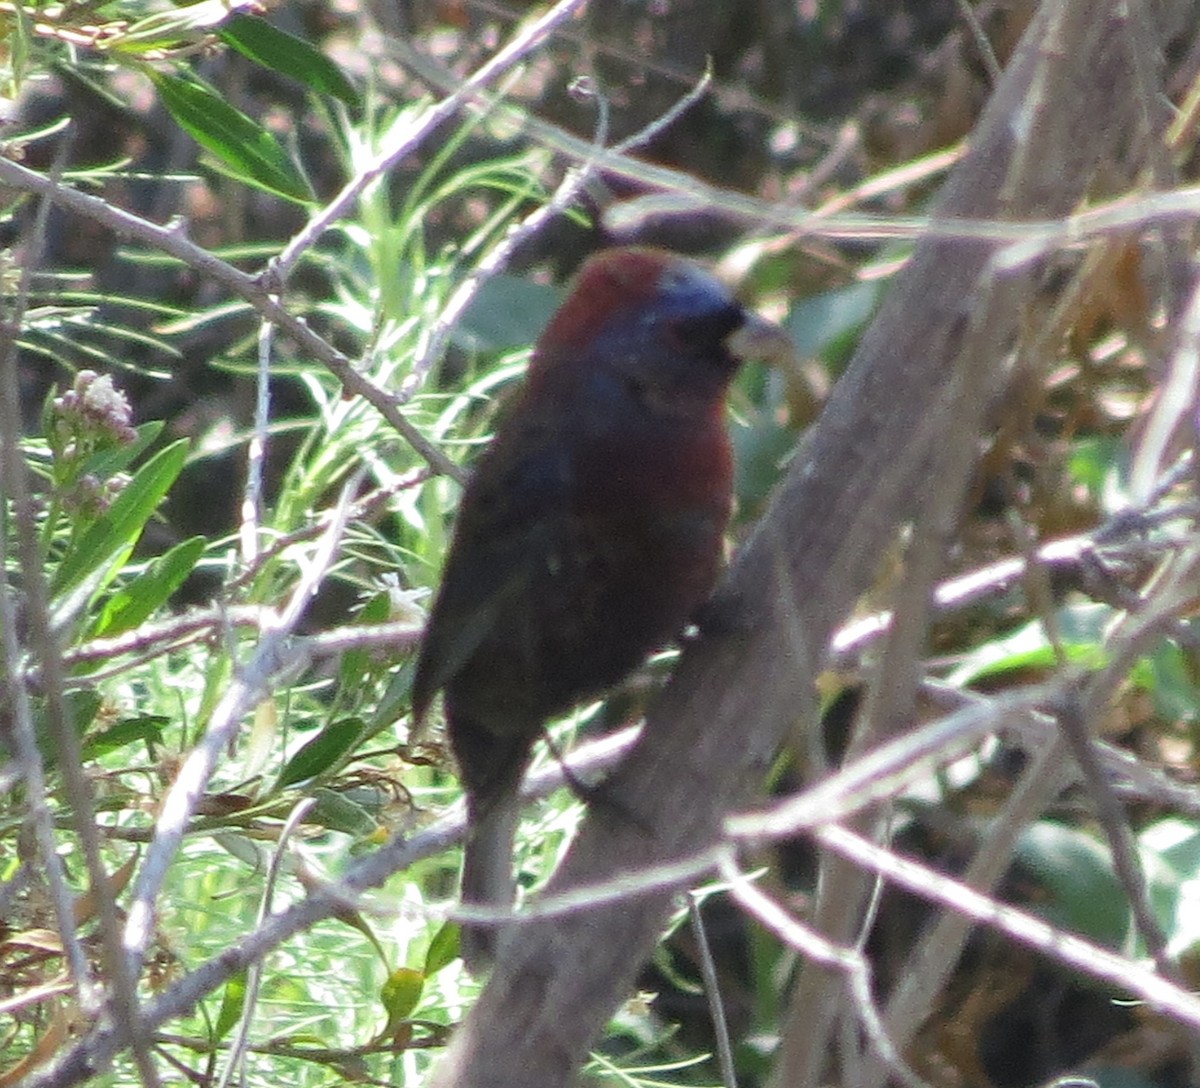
534,247,709,358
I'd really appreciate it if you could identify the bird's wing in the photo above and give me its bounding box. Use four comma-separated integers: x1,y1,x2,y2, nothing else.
411,424,572,720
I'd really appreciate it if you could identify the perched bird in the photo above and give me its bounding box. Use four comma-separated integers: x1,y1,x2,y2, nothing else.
412,246,789,971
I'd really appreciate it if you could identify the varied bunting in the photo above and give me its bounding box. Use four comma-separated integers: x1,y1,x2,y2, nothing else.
412,247,788,971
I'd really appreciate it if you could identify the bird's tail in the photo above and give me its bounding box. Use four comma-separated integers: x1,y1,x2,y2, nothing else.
459,791,520,973
448,705,537,974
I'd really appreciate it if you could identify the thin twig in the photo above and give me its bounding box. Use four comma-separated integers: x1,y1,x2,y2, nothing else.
28,725,639,1088
400,63,712,401
1012,505,1185,986
271,0,589,279
856,735,1074,1088
0,166,97,1016
817,821,1200,1030
688,890,737,1088
954,0,1002,85
1052,691,1181,983
1131,265,1200,501
239,315,276,567
216,798,316,1088
719,855,932,1088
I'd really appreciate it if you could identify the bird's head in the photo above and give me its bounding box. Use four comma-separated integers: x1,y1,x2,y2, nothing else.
530,248,794,404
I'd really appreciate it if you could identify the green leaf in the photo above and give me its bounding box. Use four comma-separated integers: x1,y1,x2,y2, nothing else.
1014,821,1129,950
732,411,798,516
218,15,360,108
110,0,261,51
339,590,394,691
454,273,563,353
150,71,313,204
1069,435,1123,503
30,689,102,768
90,535,206,638
1130,640,1200,724
1140,817,1200,880
309,787,378,837
946,603,1112,687
423,921,460,976
82,715,167,760
277,717,366,787
1137,818,1200,959
373,659,416,730
82,420,165,481
9,1,32,97
52,439,190,598
380,967,425,1028
783,279,880,362
214,970,247,1042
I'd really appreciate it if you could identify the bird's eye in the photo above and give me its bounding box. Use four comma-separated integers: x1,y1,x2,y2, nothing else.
660,268,691,292
667,305,746,351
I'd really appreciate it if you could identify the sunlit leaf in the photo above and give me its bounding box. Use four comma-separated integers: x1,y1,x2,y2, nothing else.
82,715,167,760
218,15,360,107
214,971,247,1042
89,535,206,637
380,967,424,1030
424,921,460,976
150,70,313,203
52,439,189,598
946,603,1112,686
277,718,367,787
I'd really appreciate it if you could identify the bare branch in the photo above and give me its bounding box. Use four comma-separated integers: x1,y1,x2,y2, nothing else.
817,821,1200,1031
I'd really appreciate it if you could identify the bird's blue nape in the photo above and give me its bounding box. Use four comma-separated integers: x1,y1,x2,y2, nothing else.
650,259,740,322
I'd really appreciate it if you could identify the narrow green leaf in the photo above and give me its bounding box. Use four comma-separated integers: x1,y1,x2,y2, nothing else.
218,15,360,108
374,659,416,730
9,1,32,96
277,718,366,787
150,71,313,203
82,715,167,760
82,420,165,481
946,603,1112,687
32,689,102,768
90,535,206,638
309,787,378,837
424,921,460,976
115,0,261,50
380,967,425,1028
455,273,563,353
339,590,393,691
52,439,190,597
214,970,247,1041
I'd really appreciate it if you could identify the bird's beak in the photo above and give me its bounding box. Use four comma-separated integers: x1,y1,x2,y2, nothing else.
725,311,797,368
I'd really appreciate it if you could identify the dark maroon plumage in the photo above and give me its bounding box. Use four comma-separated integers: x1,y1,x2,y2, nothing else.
412,247,786,970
